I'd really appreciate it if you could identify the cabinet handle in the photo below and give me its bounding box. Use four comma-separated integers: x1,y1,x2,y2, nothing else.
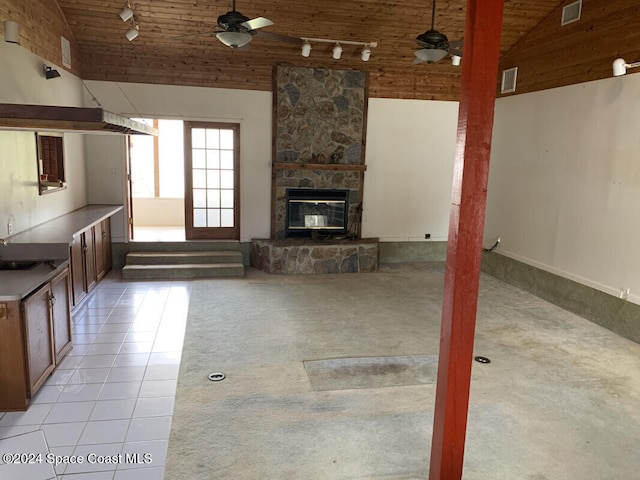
49,294,56,307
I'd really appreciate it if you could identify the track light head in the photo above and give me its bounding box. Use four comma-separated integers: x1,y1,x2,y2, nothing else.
301,40,311,58
125,24,139,41
119,7,134,22
451,55,462,66
332,43,342,60
361,45,371,62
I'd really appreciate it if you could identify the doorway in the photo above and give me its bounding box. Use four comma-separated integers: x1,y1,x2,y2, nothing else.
183,121,240,240
129,118,186,241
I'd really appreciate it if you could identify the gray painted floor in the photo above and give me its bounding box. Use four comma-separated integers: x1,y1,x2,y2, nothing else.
165,263,640,480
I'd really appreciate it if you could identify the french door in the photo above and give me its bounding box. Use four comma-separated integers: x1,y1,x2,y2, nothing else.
184,121,240,240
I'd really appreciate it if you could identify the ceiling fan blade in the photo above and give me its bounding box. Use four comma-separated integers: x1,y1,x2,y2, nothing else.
448,39,463,49
448,46,463,57
240,16,273,30
255,30,303,45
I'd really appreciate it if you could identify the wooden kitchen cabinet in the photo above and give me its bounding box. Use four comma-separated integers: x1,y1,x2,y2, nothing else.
94,218,112,282
69,218,112,308
23,283,56,396
0,268,72,411
51,268,72,364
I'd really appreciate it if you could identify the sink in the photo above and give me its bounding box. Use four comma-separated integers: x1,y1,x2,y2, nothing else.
0,260,42,271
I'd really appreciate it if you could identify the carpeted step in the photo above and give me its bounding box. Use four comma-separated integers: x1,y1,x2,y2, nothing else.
126,251,242,265
122,263,245,279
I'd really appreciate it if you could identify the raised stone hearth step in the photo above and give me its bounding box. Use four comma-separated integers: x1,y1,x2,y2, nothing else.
126,251,242,265
122,263,245,279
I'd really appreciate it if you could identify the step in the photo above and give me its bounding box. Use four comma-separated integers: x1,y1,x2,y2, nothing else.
126,251,243,265
122,263,245,280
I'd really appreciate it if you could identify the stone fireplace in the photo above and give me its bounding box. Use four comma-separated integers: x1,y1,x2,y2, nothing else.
250,65,378,274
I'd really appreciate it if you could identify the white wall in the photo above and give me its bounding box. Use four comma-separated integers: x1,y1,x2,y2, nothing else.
83,81,273,243
362,98,458,241
84,82,459,244
0,40,87,238
486,74,640,304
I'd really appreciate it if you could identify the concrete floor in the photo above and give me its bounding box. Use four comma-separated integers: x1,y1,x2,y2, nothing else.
165,263,640,480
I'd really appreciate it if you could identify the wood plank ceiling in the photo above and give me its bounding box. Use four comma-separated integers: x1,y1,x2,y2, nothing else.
56,0,564,101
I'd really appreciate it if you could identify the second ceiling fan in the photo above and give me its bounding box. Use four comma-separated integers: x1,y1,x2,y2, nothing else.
184,0,301,49
413,0,463,64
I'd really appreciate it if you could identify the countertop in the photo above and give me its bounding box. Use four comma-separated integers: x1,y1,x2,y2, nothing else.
0,204,123,301
0,260,69,301
4,205,123,245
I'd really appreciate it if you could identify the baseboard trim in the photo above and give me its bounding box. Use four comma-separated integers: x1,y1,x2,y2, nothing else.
482,252,640,344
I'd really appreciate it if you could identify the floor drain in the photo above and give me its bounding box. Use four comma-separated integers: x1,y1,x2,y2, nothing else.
208,372,226,382
474,356,491,364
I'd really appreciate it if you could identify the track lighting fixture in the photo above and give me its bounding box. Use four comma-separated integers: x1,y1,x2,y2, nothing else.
613,58,640,77
451,55,461,66
332,43,343,60
301,40,311,58
43,64,61,79
299,37,376,61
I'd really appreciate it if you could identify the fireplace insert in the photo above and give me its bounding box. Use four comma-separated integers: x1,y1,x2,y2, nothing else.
285,188,349,238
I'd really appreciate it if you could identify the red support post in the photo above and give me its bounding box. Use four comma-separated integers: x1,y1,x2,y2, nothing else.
428,1,505,479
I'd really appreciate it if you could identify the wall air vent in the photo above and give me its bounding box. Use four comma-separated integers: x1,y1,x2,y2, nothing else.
561,0,582,26
501,67,518,94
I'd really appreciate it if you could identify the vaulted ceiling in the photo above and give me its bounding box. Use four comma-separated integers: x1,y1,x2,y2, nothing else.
53,0,565,100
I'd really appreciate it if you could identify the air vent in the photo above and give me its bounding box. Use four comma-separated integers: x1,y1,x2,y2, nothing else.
561,0,582,26
501,67,518,94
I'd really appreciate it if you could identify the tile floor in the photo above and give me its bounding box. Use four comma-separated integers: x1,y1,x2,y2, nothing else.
0,273,192,480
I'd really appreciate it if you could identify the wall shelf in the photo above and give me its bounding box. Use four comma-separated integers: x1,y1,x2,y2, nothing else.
273,162,367,172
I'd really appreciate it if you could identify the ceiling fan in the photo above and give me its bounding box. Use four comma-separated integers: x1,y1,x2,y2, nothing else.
182,0,301,49
413,0,463,64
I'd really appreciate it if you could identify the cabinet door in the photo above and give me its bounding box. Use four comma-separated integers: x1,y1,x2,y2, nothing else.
23,284,55,397
51,269,72,363
0,301,29,411
94,223,105,281
101,219,112,278
70,235,86,306
84,230,97,293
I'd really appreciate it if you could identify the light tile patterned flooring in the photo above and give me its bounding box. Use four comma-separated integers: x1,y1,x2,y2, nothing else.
0,274,192,480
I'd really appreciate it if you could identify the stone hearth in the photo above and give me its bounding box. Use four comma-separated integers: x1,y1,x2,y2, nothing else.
251,239,378,274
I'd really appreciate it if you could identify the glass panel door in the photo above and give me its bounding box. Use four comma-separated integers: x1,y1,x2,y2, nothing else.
184,122,240,240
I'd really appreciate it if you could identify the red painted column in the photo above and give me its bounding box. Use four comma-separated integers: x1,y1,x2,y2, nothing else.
428,1,505,479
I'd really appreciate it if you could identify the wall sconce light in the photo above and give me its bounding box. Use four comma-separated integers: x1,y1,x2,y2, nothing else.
612,57,640,76
125,22,139,41
451,55,462,66
301,40,311,58
332,43,343,60
4,20,19,43
43,64,61,79
361,45,371,62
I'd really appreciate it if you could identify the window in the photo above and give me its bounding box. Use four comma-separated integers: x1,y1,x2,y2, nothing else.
36,133,66,194
130,119,184,198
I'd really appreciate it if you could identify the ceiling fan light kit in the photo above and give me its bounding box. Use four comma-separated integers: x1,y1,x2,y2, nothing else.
413,0,463,65
217,30,252,48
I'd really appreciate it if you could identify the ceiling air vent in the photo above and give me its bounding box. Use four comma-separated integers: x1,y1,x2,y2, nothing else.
561,0,582,26
501,67,518,94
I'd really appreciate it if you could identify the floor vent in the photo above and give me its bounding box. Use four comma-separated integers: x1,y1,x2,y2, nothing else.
501,67,518,94
561,0,582,26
